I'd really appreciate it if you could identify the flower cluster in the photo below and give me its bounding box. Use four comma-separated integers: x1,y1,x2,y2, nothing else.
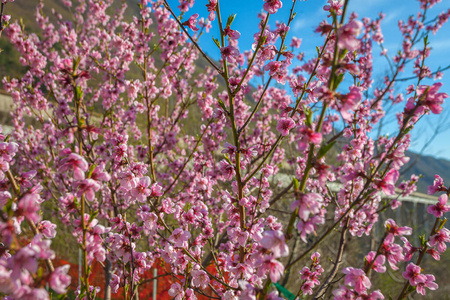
0,0,449,299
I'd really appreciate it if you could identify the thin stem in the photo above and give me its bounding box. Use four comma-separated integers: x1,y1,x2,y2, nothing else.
215,0,247,264
239,0,297,134
162,0,223,75
6,170,55,273
0,3,5,33
396,218,440,300
161,120,213,197
312,220,349,299
232,14,270,98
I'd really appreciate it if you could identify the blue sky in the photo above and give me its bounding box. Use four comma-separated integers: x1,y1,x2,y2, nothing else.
166,0,450,160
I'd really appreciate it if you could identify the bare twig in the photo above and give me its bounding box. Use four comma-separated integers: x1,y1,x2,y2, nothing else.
162,1,223,75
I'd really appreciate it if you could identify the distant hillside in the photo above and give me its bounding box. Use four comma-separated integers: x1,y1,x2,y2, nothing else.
401,151,450,194
1,0,141,25
0,0,140,82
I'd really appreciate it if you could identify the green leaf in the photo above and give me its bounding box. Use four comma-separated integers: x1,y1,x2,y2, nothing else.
292,178,300,191
72,57,81,72
339,49,348,60
75,86,83,100
273,282,296,300
88,210,99,226
224,154,232,165
226,14,236,27
87,164,97,179
333,73,345,90
217,98,225,109
37,266,44,278
404,126,413,135
303,105,312,127
439,218,447,230
56,294,67,300
261,35,267,45
419,234,427,247
212,36,221,48
318,141,336,159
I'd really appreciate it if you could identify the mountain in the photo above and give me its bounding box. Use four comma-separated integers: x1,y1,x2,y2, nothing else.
401,151,450,194
0,0,140,82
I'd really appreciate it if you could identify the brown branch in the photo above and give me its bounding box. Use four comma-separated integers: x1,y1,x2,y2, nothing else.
312,221,349,299
162,0,223,75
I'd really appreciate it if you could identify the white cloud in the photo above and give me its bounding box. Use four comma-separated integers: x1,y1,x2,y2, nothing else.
293,18,308,31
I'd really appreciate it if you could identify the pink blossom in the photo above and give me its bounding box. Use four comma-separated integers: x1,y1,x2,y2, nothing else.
267,291,284,300
337,20,363,51
220,160,235,180
426,248,441,260
264,61,287,83
18,193,41,223
110,274,120,293
428,175,446,194
228,227,249,247
191,269,209,289
275,23,289,37
332,285,354,299
380,234,404,270
257,45,277,64
0,142,18,162
401,237,418,262
221,142,237,156
170,228,191,248
182,14,199,31
290,37,302,48
2,0,450,296
384,219,412,238
365,252,386,273
417,82,448,114
339,86,362,120
297,126,322,150
291,193,323,222
301,281,314,295
429,228,450,253
168,282,184,300
58,153,89,180
260,230,289,258
377,169,399,196
91,164,111,182
49,265,71,294
263,0,283,14
12,287,49,300
323,0,344,16
416,274,438,295
427,194,450,218
0,191,11,207
150,183,163,197
276,117,295,136
402,263,426,286
205,0,217,21
220,46,239,63
224,26,241,40
38,220,57,239
261,257,284,282
74,179,101,201
130,176,152,202
342,267,371,293
0,265,15,294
